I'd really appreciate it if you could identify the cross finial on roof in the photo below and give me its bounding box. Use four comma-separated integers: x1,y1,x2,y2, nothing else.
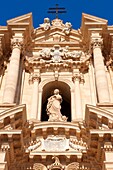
48,4,66,19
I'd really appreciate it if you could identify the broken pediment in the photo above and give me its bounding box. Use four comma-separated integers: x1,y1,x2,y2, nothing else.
7,13,33,26
33,18,81,44
82,13,108,25
81,13,108,50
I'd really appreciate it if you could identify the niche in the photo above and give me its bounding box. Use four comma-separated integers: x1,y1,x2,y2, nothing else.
41,81,71,121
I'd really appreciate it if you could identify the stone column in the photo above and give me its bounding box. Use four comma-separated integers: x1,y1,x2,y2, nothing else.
73,69,83,121
91,33,110,103
3,34,23,103
30,69,40,120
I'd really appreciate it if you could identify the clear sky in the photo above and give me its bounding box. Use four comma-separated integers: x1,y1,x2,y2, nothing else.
0,0,113,29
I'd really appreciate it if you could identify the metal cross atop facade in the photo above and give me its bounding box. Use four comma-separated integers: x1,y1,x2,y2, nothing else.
48,4,66,19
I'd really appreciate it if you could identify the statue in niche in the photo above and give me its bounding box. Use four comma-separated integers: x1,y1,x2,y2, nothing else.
46,89,67,122
40,18,51,30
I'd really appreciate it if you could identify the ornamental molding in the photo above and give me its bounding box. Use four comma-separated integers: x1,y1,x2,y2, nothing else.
39,18,72,35
1,143,10,151
25,46,91,72
69,137,87,152
102,142,113,151
26,135,87,153
25,138,41,152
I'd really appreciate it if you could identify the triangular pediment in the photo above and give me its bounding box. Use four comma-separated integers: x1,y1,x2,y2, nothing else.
34,25,81,44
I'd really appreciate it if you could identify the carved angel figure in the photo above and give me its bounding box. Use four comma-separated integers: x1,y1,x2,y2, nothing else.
40,48,51,59
46,89,67,122
40,18,51,31
63,22,72,35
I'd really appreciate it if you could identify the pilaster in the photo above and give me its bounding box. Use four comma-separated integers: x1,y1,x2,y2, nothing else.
72,69,83,121
91,33,110,103
30,69,40,120
3,33,23,104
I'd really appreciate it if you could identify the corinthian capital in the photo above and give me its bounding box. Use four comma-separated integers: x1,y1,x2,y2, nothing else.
29,70,40,84
90,33,103,49
91,37,103,49
11,37,23,50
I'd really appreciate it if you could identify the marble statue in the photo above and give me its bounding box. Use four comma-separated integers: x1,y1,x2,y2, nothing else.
46,89,67,122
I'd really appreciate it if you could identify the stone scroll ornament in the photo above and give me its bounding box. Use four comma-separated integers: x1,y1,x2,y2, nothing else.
46,89,67,122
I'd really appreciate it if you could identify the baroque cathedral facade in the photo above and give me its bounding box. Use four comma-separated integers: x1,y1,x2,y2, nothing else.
0,12,113,170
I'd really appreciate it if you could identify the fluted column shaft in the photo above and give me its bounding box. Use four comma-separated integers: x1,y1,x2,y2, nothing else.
91,33,110,103
30,70,40,120
3,35,23,103
73,70,83,121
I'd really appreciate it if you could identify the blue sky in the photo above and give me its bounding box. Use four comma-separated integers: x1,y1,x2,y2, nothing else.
0,0,113,29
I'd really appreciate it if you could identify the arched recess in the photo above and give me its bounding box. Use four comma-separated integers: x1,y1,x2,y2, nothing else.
41,81,71,122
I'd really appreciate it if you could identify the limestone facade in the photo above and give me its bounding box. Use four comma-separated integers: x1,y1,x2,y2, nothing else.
0,13,113,170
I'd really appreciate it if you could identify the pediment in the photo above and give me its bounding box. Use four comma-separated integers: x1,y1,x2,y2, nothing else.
34,30,81,43
82,13,107,26
7,13,32,25
33,18,81,44
81,13,108,49
7,13,33,34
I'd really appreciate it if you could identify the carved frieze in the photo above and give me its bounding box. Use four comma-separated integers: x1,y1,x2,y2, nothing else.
25,46,91,72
